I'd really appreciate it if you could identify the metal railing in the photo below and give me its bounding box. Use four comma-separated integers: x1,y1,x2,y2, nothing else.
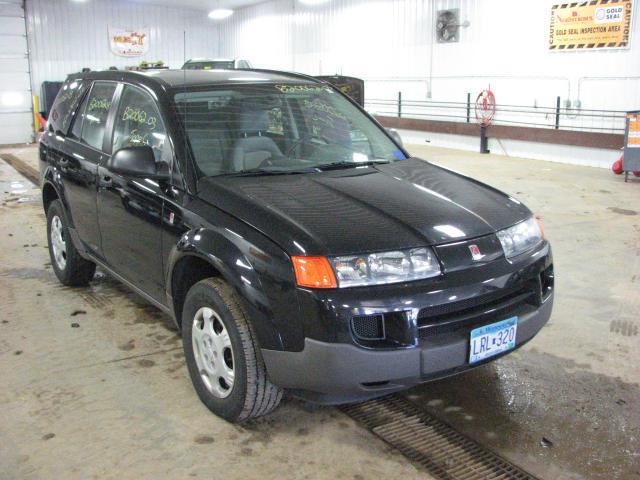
365,93,627,134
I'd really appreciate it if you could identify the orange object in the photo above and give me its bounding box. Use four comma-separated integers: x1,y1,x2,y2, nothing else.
36,112,47,129
291,256,337,289
534,216,545,240
612,156,623,175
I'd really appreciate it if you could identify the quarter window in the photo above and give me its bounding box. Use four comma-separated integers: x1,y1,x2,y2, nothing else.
48,78,89,133
112,85,169,163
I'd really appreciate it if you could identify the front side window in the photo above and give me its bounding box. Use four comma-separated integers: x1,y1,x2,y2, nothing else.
79,82,117,150
112,85,170,164
173,83,404,177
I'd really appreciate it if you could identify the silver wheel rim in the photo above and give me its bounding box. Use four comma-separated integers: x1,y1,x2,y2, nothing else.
50,215,67,271
192,307,235,398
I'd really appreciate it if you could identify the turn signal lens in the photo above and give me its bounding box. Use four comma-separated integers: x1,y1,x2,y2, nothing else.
292,256,337,289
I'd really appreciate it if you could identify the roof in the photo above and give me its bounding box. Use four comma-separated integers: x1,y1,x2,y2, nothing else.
183,58,236,63
68,69,319,89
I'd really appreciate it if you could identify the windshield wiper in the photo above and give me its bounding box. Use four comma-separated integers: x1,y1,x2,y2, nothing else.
217,167,318,178
314,160,390,171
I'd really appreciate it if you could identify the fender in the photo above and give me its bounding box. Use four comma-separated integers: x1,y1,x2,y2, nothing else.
41,167,94,260
165,225,301,352
42,165,75,228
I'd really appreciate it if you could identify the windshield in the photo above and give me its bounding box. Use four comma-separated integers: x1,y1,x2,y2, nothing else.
173,83,406,177
183,61,236,70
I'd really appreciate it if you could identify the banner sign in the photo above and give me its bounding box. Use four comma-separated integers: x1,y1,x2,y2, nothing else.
108,27,149,57
549,0,633,50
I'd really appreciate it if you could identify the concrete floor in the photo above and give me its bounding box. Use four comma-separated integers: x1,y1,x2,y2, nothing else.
1,144,638,479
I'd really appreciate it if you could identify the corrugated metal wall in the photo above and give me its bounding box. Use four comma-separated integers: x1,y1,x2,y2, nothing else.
26,0,218,93
0,0,33,144
218,0,640,111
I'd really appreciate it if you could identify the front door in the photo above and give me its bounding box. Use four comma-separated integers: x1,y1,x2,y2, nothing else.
97,84,172,302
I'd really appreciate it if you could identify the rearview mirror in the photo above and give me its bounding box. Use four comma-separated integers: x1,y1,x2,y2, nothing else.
108,146,168,180
386,128,403,147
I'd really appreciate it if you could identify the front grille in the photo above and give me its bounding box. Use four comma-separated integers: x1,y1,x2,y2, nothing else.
418,284,538,339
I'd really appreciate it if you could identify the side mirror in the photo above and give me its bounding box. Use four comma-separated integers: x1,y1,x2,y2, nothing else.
108,146,168,180
386,128,403,147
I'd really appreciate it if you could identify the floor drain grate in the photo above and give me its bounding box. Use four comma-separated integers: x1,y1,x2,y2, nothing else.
341,395,539,480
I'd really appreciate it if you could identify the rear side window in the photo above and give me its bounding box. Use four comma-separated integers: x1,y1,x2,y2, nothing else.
78,82,117,150
112,85,170,163
48,78,89,133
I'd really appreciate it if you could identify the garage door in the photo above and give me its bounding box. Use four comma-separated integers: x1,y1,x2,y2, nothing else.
0,0,32,145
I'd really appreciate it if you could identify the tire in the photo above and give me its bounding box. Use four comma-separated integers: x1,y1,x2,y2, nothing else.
46,199,96,286
182,278,283,423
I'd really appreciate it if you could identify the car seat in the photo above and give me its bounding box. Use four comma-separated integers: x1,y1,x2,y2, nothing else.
231,107,282,172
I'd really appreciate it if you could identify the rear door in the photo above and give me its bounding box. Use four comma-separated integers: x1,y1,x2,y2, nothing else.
0,0,32,144
97,83,170,301
61,81,118,255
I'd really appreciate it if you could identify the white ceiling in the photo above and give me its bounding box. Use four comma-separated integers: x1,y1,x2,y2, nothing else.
129,0,265,12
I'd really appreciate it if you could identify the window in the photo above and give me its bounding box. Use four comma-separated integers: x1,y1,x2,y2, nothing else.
48,78,89,133
69,92,86,141
173,84,404,177
112,85,170,164
79,82,117,150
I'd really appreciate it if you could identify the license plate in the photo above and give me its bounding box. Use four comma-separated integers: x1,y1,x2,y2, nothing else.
469,317,518,364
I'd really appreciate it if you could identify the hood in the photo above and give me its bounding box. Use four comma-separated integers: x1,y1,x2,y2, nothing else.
198,158,531,256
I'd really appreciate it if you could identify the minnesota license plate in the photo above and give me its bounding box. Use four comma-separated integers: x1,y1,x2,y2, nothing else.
469,317,518,364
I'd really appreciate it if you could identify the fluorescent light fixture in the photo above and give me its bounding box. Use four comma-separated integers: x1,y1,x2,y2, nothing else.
299,0,330,4
208,8,233,20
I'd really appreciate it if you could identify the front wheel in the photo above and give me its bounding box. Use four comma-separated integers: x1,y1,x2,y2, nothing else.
182,278,283,422
46,199,96,286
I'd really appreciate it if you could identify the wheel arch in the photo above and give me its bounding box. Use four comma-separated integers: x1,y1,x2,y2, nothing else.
169,253,221,329
41,172,76,229
166,228,285,351
42,180,60,214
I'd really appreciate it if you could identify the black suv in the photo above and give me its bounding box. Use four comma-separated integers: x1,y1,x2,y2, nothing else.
40,69,554,422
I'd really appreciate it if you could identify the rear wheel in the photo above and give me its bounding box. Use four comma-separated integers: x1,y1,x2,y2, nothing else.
46,199,96,286
182,278,283,422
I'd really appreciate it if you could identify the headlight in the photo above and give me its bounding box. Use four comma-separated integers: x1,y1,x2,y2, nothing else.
329,248,441,287
496,216,544,259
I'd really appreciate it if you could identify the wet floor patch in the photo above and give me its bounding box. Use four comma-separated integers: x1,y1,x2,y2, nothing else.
402,351,640,480
0,153,39,186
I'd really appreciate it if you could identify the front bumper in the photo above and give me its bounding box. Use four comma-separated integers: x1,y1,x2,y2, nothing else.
262,293,553,403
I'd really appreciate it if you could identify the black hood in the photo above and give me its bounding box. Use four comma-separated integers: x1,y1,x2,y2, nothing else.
198,158,531,256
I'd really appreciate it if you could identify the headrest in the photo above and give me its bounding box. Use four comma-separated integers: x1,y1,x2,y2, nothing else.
239,109,271,134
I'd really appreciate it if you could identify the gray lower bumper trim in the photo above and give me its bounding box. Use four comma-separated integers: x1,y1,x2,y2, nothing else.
262,294,553,400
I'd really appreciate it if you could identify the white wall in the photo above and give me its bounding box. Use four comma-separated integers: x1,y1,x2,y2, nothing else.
218,0,640,112
26,0,219,94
